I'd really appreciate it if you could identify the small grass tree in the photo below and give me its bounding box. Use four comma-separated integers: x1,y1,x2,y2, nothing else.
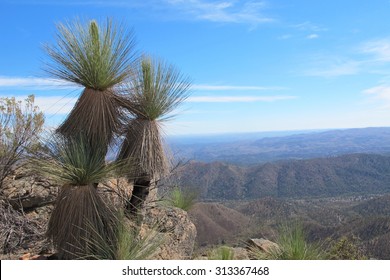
118,56,191,218
31,134,124,259
0,95,44,193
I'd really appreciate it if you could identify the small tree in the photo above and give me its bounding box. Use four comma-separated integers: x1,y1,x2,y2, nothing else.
0,95,44,192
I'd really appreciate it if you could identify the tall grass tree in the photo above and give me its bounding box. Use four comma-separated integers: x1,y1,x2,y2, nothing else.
118,56,191,217
44,18,137,155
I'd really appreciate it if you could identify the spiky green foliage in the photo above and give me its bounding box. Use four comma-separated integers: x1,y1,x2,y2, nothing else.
118,56,191,178
82,211,162,260
251,223,326,260
126,56,191,121
44,18,137,152
208,246,235,260
44,18,136,90
164,186,197,211
112,213,162,260
32,134,127,186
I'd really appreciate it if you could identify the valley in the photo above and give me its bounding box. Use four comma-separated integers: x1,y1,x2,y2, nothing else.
166,127,390,259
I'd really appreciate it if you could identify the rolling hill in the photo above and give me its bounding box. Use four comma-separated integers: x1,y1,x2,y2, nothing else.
172,153,390,200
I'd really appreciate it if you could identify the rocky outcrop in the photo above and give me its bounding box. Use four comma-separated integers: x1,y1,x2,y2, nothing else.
246,238,280,257
1,169,197,260
2,170,59,210
143,206,197,260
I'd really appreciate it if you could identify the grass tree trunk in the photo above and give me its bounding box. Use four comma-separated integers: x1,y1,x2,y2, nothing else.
126,176,151,220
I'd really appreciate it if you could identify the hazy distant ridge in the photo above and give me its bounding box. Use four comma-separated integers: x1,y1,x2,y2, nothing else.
171,127,390,164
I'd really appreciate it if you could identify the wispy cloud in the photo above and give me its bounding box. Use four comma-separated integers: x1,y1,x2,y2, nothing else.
187,95,296,103
165,0,274,26
5,0,145,8
304,58,360,77
293,21,327,32
0,76,78,90
192,84,287,91
303,38,390,78
306,33,319,40
0,94,77,114
9,0,274,26
360,38,390,62
363,85,390,102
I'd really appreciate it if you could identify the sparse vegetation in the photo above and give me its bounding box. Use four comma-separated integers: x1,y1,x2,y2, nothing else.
207,246,235,260
329,236,367,260
81,211,162,260
164,186,197,211
0,95,44,192
250,223,326,260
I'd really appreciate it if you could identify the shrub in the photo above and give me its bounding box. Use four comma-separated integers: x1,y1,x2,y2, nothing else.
82,211,163,260
0,95,44,191
329,235,367,260
251,223,326,260
208,246,235,260
164,186,197,211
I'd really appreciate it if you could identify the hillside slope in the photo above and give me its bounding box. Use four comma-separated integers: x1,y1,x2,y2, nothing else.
175,153,390,200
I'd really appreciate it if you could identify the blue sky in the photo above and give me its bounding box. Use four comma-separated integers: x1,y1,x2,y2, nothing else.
2,0,390,135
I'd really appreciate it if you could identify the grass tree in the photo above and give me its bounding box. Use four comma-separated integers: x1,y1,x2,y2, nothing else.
31,134,124,259
44,18,136,154
118,56,191,218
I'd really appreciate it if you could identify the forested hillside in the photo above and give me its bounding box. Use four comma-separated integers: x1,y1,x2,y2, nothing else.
174,153,390,200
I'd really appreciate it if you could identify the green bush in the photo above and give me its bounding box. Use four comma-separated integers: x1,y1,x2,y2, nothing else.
164,186,197,211
208,246,235,260
329,236,367,260
251,223,326,260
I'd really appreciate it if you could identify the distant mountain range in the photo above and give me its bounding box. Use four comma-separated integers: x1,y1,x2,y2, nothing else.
172,153,390,200
170,127,390,164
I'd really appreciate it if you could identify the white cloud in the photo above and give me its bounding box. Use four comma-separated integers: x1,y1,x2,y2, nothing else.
293,21,327,32
363,85,390,102
0,76,78,90
165,0,274,25
360,39,390,62
192,84,287,91
307,34,319,40
0,94,77,114
278,34,292,40
305,60,361,78
186,95,296,102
